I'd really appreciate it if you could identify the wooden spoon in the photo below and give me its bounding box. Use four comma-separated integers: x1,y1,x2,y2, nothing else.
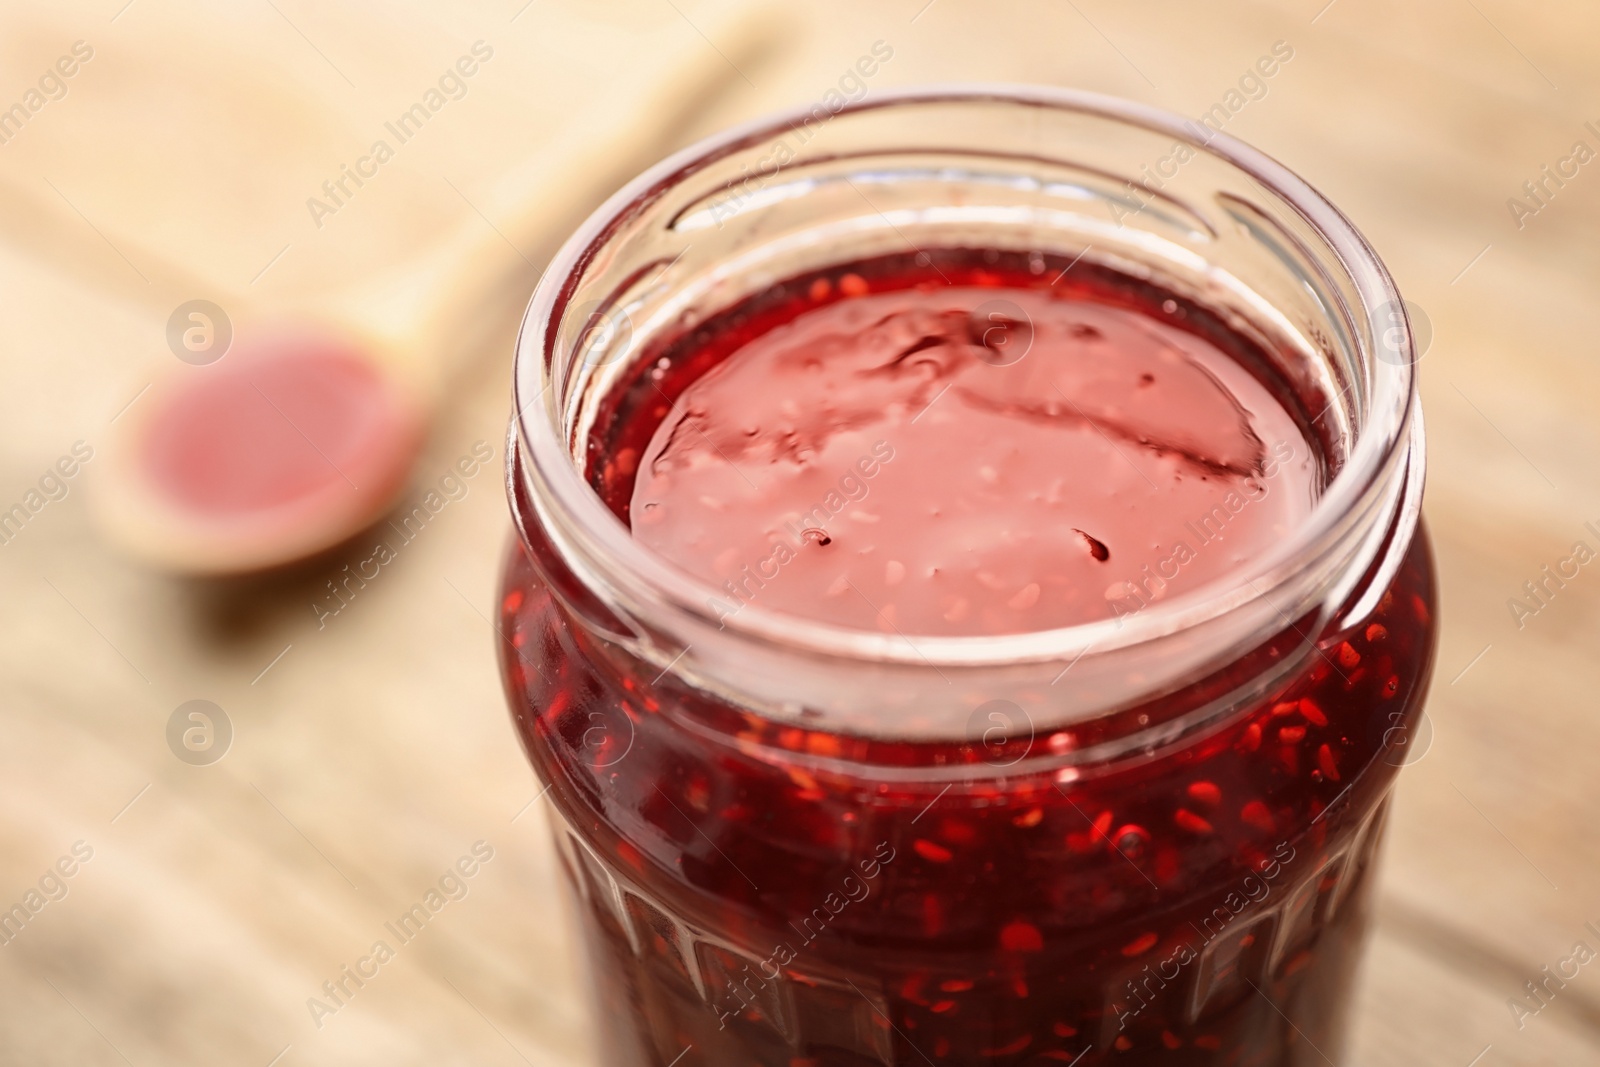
0,0,776,572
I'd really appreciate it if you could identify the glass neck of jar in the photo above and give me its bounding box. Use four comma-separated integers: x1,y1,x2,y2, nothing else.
508,87,1422,759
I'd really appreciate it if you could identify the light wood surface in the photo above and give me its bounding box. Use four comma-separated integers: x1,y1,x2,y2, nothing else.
3,1,1598,1064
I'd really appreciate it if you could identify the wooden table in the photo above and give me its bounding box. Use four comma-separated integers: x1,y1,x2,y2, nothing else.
2,0,1597,1063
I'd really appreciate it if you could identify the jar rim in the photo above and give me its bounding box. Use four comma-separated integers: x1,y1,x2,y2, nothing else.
511,83,1420,671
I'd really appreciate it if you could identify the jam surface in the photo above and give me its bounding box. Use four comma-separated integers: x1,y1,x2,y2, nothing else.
619,258,1319,635
501,251,1437,1066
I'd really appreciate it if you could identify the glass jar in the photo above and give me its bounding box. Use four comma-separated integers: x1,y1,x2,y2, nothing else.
498,87,1435,1066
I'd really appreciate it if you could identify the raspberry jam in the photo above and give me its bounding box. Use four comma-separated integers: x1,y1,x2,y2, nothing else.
500,248,1437,1065
609,252,1317,635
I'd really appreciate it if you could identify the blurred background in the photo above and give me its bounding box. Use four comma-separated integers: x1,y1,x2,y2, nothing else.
2,0,1597,1063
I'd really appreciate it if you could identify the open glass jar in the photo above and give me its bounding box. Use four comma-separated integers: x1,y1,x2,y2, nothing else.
499,87,1435,1066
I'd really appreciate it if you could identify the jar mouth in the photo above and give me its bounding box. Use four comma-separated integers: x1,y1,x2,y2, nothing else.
512,84,1420,676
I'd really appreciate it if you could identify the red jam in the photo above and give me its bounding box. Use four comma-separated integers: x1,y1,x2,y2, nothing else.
619,256,1316,635
500,250,1437,1065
